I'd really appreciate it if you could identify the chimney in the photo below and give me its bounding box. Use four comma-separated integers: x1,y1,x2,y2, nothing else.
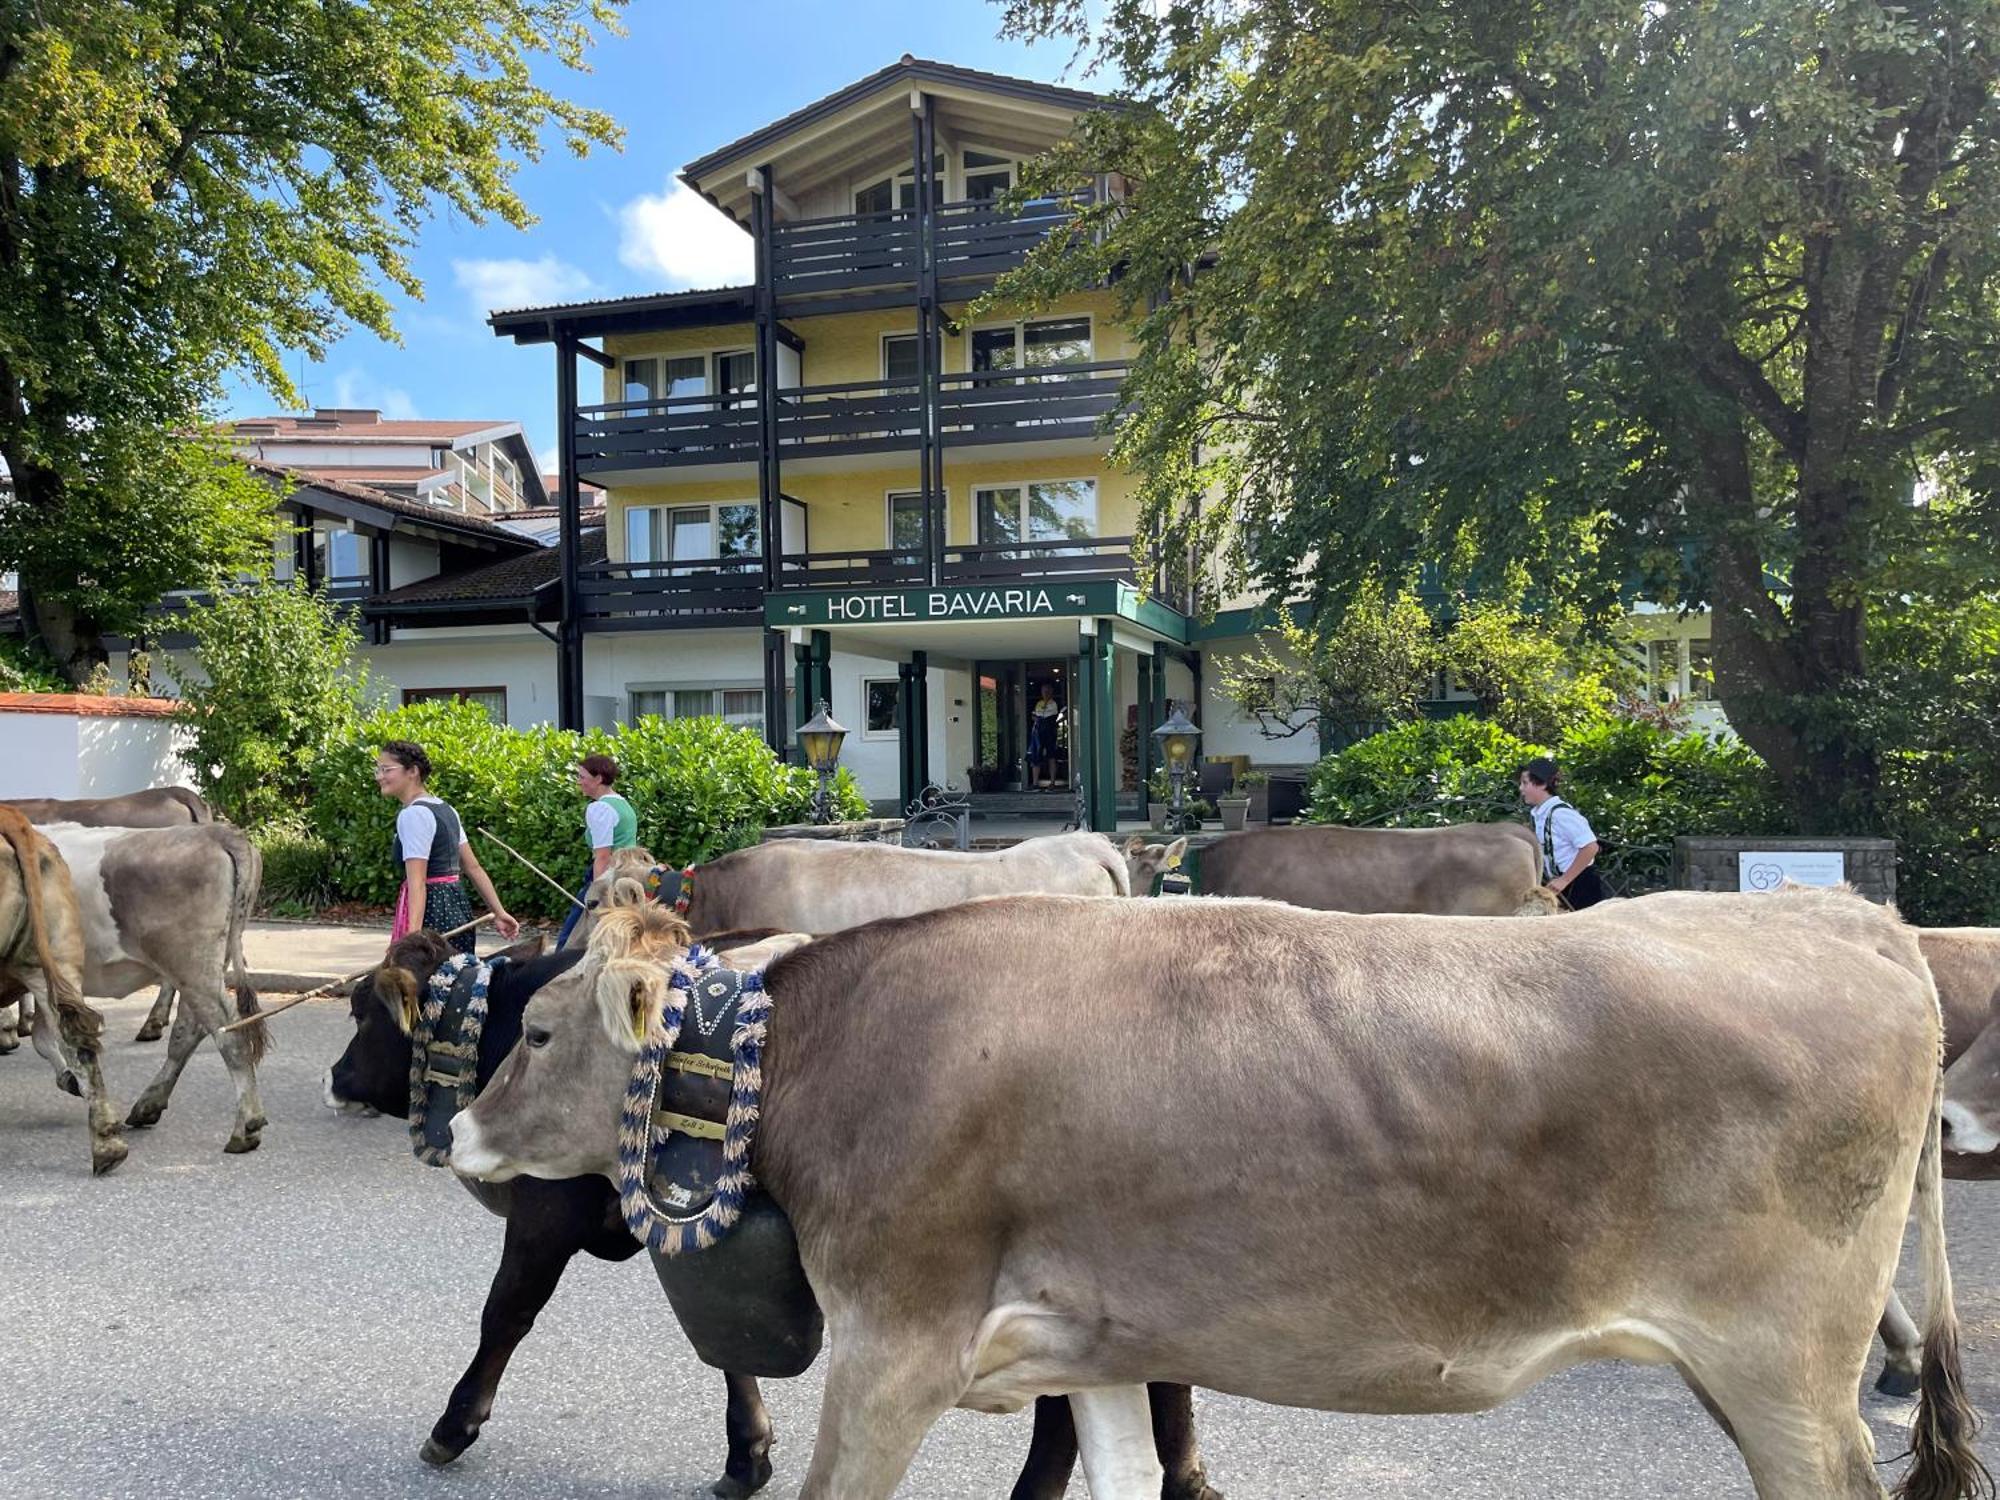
312,408,382,425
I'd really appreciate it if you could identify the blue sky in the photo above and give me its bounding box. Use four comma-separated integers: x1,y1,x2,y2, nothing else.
222,1,1092,474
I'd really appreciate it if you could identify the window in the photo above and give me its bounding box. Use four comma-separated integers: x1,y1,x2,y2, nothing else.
622,353,737,407
626,503,761,567
887,491,927,552
975,479,1097,554
972,318,1092,377
630,687,765,728
403,687,506,723
962,149,1016,202
1688,638,1715,700
854,154,944,214
715,350,756,406
864,679,901,738
311,523,367,584
882,334,921,385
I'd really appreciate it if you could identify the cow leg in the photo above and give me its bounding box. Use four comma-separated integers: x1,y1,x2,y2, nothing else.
126,1000,202,1130
0,997,17,1054
797,1320,960,1500
717,1372,776,1499
1010,1397,1082,1500
422,1213,579,1467
26,982,126,1174
1677,1363,1885,1498
209,996,269,1153
1148,1383,1223,1500
1872,1289,1922,1397
1070,1387,1165,1499
134,983,176,1043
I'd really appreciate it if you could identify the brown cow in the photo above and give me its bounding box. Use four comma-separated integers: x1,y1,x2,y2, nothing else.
1137,822,1555,915
0,807,127,1173
453,887,1981,1500
4,787,213,1043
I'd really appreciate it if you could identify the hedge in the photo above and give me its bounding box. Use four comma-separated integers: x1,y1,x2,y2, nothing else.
307,700,868,919
1307,714,1790,895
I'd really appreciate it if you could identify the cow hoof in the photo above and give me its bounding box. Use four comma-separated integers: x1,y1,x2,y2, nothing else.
126,1100,165,1129
57,1069,82,1098
0,1038,17,1055
224,1130,262,1155
420,1434,471,1468
134,1023,164,1043
712,1462,773,1500
91,1137,130,1175
1874,1364,1921,1399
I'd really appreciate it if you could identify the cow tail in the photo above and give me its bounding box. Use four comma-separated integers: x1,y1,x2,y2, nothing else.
220,830,270,1065
0,816,97,1046
1893,1068,1992,1500
1095,836,1131,897
168,787,213,824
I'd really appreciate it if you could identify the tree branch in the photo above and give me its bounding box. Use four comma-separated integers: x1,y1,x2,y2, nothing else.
1694,338,1807,461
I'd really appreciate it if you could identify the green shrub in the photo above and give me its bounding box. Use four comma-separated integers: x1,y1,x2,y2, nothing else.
0,636,66,693
249,816,337,915
1308,715,1789,894
310,700,868,918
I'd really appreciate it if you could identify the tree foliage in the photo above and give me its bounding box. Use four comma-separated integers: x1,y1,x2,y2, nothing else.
0,0,623,676
166,580,371,826
999,0,2000,829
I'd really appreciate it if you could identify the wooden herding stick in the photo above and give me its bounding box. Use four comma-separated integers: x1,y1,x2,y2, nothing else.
476,825,588,911
217,914,494,1031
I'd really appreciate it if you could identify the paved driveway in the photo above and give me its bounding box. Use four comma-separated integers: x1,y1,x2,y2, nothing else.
4,991,1998,1498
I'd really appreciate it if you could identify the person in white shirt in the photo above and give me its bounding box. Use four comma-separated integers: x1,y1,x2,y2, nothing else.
1519,757,1606,910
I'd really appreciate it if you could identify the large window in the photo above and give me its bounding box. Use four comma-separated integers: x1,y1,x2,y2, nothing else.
971,317,1092,377
626,503,760,567
311,523,367,584
403,687,506,723
621,352,745,408
974,479,1097,553
853,154,944,215
887,491,927,552
630,687,765,729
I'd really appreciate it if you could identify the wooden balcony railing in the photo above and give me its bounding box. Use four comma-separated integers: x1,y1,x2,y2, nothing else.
576,557,765,624
574,362,1126,476
767,194,1088,301
776,547,927,587
941,536,1139,584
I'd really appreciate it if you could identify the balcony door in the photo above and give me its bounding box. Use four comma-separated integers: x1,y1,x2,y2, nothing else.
627,502,760,573
974,479,1097,559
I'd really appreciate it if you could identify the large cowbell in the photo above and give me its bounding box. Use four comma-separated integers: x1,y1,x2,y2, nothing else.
648,962,822,1377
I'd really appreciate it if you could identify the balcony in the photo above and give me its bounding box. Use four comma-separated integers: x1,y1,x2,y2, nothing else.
769,194,1089,307
574,361,1129,481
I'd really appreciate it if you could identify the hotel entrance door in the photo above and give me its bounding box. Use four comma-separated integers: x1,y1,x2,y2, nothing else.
974,658,1074,793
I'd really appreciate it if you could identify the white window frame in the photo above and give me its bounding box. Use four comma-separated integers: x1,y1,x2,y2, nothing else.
627,684,767,730
862,677,902,740
968,314,1094,374
624,501,762,567
880,330,921,384
971,477,1100,551
853,153,944,215
620,349,755,406
960,147,1019,201
885,487,943,551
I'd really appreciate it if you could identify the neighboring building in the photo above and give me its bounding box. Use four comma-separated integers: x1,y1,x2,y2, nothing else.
226,408,548,517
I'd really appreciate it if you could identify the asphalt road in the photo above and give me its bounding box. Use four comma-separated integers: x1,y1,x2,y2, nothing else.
6,992,2000,1499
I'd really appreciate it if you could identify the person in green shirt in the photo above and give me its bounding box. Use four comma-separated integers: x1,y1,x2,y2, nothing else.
557,753,639,946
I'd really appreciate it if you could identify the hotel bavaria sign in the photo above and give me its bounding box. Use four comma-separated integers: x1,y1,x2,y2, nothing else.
773,581,1121,628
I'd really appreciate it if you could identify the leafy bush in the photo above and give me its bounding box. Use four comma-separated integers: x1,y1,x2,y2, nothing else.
1308,714,1788,894
310,700,868,918
0,636,66,693
167,580,369,825
249,817,337,916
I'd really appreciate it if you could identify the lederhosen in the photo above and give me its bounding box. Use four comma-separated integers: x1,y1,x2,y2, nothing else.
1540,798,1607,911
393,798,476,953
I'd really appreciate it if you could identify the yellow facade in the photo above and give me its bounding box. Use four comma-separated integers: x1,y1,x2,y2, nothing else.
598,290,1138,564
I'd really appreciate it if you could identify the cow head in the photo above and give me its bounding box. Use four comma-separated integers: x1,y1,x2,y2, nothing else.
1941,997,2000,1180
1123,836,1188,897
560,846,658,951
449,908,810,1185
323,932,543,1117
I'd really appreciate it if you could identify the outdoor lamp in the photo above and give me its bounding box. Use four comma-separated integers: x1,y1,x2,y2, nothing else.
797,700,847,824
1151,703,1202,833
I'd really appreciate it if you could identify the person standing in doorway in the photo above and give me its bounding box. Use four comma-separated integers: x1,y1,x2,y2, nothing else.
1030,683,1062,788
375,740,519,952
556,754,639,948
1519,757,1606,910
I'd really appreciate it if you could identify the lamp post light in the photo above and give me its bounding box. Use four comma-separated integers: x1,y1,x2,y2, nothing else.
1151,702,1202,834
797,700,847,825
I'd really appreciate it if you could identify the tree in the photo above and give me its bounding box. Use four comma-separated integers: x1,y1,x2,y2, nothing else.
0,0,622,678
166,580,371,826
1215,581,1437,744
999,0,2000,829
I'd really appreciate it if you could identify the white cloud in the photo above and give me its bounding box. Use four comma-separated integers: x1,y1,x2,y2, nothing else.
327,369,419,420
452,254,598,316
616,182,753,289
535,445,559,474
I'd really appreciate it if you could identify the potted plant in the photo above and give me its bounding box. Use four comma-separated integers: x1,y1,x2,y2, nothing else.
1146,768,1170,831
1217,785,1252,832
1239,770,1270,824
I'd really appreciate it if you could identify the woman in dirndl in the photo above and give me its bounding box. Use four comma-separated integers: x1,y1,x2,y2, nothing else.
374,740,519,953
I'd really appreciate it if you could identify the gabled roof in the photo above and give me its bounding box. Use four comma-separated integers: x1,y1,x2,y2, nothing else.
245,462,536,551
489,283,755,345
681,56,1108,184
368,530,607,619
230,412,512,445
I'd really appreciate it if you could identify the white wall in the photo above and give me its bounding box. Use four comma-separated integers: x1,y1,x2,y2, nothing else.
0,707,192,800
388,538,441,588
367,627,559,728
1198,634,1319,766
